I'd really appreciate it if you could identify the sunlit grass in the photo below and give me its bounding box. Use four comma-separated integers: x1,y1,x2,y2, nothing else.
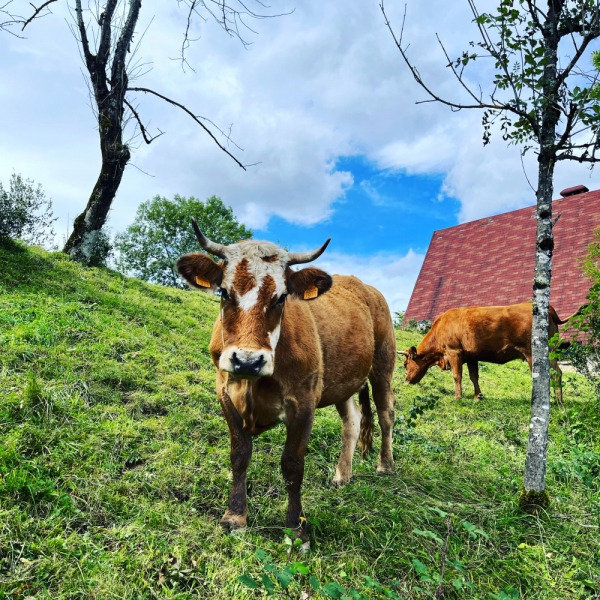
0,240,598,599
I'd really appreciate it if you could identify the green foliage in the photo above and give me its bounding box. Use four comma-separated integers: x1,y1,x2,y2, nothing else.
0,244,599,598
238,538,402,599
552,228,600,408
114,194,252,288
409,511,483,597
0,173,56,247
393,310,405,330
88,227,113,267
402,317,418,332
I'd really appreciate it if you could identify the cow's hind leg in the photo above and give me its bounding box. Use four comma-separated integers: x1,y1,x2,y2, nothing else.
550,357,563,403
332,396,362,487
467,361,483,400
369,342,396,474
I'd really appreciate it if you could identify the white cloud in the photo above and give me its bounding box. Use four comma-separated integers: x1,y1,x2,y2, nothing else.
313,249,425,314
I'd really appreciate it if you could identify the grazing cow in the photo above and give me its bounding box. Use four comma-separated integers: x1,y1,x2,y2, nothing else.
399,302,569,401
176,221,396,547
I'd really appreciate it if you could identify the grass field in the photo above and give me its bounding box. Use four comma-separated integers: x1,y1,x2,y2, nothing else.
1,240,599,599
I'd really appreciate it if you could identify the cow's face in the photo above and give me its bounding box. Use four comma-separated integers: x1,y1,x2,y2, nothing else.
401,346,430,384
177,226,332,379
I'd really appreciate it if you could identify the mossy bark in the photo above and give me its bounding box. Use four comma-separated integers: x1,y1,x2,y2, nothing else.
518,488,551,513
522,3,561,504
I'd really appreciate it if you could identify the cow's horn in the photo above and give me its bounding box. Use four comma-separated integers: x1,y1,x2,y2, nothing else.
191,218,228,260
397,350,408,356
287,238,331,266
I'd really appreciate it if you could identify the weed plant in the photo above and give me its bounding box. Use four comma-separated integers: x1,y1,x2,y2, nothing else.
0,241,599,598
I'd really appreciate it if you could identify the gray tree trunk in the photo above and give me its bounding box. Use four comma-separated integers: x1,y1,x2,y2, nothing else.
522,1,560,507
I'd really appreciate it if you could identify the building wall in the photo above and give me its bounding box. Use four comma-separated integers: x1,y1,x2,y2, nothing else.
404,190,600,323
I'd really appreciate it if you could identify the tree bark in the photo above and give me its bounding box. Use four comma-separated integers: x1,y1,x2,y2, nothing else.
521,0,562,506
63,114,131,262
63,0,140,263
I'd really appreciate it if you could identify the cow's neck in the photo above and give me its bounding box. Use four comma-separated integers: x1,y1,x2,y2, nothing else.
417,342,444,367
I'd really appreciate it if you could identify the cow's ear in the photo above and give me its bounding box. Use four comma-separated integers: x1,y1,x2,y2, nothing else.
287,267,333,300
176,253,223,291
408,346,418,360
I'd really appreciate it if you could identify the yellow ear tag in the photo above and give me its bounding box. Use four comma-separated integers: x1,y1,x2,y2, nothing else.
195,276,211,288
304,284,318,300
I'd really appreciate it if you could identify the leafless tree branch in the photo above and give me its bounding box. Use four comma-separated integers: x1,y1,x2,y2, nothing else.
128,86,247,169
20,0,56,31
0,1,26,36
124,98,164,144
174,0,294,67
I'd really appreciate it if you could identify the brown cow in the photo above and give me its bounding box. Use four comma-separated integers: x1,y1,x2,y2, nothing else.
176,221,396,547
399,302,569,401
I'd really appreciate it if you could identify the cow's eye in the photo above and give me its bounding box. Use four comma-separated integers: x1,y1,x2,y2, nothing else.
275,293,287,307
218,287,231,302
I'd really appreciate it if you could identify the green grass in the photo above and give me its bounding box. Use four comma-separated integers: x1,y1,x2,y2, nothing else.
0,240,599,599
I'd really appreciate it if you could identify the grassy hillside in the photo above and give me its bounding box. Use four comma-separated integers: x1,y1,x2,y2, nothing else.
0,240,599,599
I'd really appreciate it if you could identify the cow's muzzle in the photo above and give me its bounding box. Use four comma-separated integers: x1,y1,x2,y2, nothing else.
219,347,274,379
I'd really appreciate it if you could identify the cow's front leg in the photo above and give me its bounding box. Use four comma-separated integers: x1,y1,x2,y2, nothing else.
447,351,463,399
219,394,253,531
467,361,483,400
281,407,314,546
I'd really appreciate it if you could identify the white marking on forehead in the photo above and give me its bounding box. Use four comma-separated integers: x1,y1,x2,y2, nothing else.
237,286,260,311
222,240,288,311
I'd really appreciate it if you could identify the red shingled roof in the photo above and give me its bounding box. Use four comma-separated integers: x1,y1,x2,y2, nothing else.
404,188,600,323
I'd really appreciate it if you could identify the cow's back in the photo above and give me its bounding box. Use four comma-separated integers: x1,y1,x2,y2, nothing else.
308,275,395,407
433,303,532,362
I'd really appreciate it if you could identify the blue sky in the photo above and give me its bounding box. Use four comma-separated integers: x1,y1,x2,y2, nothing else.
257,156,460,257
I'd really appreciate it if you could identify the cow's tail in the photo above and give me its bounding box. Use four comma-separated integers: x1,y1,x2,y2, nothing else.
551,303,589,325
358,382,374,457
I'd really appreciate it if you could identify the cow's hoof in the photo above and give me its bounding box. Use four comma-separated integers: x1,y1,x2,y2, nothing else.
376,459,394,474
220,512,247,532
474,394,484,401
331,475,351,488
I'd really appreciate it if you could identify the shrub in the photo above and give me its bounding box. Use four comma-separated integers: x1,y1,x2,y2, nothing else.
88,228,113,267
393,310,405,329
0,173,57,247
554,227,600,397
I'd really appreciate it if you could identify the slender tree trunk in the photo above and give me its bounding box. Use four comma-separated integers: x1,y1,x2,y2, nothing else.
521,2,561,509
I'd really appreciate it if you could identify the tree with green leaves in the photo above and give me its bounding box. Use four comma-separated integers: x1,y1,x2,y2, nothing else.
114,195,252,288
0,173,56,247
381,0,600,508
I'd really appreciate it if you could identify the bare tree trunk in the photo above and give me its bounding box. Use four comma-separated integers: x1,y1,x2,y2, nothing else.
521,2,561,511
63,0,140,263
63,108,131,262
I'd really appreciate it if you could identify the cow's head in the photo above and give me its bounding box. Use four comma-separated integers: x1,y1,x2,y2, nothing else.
398,346,432,384
177,219,332,379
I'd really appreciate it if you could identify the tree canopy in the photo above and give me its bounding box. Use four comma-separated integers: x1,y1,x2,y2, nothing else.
0,173,56,247
114,195,252,288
